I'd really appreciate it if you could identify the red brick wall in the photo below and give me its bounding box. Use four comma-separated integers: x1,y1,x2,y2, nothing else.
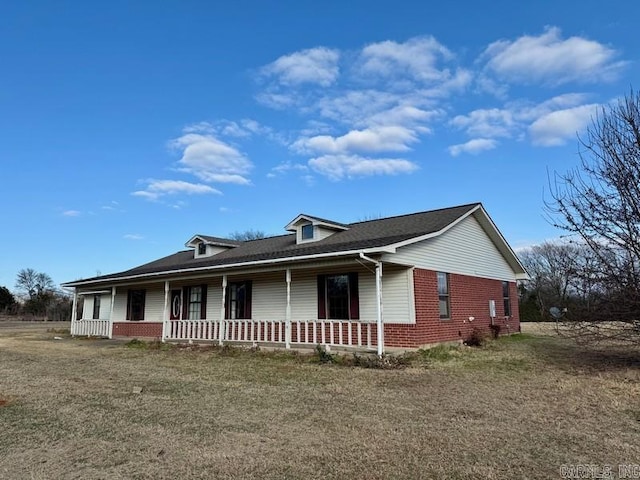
112,322,163,339
384,269,520,348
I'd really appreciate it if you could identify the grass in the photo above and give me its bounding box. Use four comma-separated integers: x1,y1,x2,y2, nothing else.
0,324,639,479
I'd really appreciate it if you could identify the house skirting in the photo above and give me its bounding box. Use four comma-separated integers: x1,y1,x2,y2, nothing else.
112,322,163,338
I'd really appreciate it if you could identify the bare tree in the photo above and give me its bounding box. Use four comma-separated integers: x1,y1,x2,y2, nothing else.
228,229,267,241
547,89,640,342
519,241,580,320
15,268,55,300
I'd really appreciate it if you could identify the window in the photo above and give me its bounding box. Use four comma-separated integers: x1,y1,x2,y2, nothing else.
301,224,314,240
198,243,207,255
503,281,511,317
437,272,450,319
225,281,252,319
183,285,207,320
317,273,359,320
92,295,101,320
126,289,146,321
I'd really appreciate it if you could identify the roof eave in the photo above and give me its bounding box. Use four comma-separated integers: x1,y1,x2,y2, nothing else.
62,245,395,288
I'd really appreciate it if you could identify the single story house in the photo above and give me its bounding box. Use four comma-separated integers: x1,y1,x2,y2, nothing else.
63,203,528,354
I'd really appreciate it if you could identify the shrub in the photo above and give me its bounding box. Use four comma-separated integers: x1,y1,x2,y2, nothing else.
464,327,485,347
315,345,335,364
489,324,501,339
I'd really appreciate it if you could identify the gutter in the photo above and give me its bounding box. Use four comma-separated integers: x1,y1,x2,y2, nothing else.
359,253,384,357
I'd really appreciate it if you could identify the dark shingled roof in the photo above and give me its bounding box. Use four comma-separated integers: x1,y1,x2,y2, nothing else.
66,203,480,285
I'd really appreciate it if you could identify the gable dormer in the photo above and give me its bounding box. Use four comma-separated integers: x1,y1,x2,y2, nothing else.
285,214,349,244
186,235,241,259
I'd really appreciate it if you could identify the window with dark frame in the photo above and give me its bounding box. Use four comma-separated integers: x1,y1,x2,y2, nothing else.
437,272,450,319
225,281,252,319
317,273,359,320
188,286,202,319
301,224,314,240
92,294,101,320
183,285,207,320
503,281,511,317
126,289,146,321
198,243,207,255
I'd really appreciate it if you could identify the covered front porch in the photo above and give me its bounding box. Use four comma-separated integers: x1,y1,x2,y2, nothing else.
70,259,393,353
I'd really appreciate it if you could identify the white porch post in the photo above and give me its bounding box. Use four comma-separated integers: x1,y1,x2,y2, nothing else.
285,268,291,349
375,262,384,357
108,287,116,339
162,281,169,342
71,289,78,335
219,275,227,346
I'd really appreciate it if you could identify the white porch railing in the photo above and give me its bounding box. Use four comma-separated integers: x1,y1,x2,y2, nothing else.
71,319,111,338
163,319,374,349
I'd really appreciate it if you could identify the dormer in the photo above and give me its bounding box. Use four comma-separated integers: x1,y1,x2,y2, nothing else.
285,214,349,244
186,235,241,259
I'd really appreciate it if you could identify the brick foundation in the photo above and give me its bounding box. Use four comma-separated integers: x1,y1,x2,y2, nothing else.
112,322,163,338
384,269,520,348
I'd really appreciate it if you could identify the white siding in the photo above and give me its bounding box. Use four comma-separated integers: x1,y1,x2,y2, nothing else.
81,294,112,320
205,279,223,320
381,265,414,324
81,296,93,320
99,295,112,319
112,285,165,322
102,262,415,326
289,264,413,324
250,272,287,321
386,215,516,281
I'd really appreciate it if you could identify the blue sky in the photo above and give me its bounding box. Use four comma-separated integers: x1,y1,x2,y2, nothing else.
1,0,639,291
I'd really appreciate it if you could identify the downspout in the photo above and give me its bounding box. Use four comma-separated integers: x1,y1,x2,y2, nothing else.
285,268,291,349
359,253,384,356
162,281,169,342
109,286,116,339
219,275,227,346
71,289,78,336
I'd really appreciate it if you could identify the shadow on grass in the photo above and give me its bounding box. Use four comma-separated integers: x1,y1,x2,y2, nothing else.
526,335,640,374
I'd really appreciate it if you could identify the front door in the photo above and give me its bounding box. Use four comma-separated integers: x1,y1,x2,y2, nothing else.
170,290,182,320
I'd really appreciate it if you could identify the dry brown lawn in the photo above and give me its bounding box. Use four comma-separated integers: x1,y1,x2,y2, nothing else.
0,323,639,479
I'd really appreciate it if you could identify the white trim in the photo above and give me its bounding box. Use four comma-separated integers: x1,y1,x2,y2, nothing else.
285,214,349,232
77,290,112,296
407,268,416,325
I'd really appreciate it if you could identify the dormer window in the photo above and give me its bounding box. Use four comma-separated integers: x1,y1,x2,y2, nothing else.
285,214,350,245
301,224,314,240
186,235,241,259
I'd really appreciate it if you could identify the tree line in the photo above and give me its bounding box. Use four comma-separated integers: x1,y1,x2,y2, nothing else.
520,89,640,343
0,268,71,321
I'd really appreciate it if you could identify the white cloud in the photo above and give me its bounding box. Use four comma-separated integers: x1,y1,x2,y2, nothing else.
123,234,144,240
358,36,454,83
260,47,340,87
529,104,598,146
62,210,80,217
482,27,626,85
170,132,253,185
450,108,515,138
293,126,419,155
268,161,309,178
448,138,498,157
308,154,418,181
316,89,400,125
132,180,221,201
